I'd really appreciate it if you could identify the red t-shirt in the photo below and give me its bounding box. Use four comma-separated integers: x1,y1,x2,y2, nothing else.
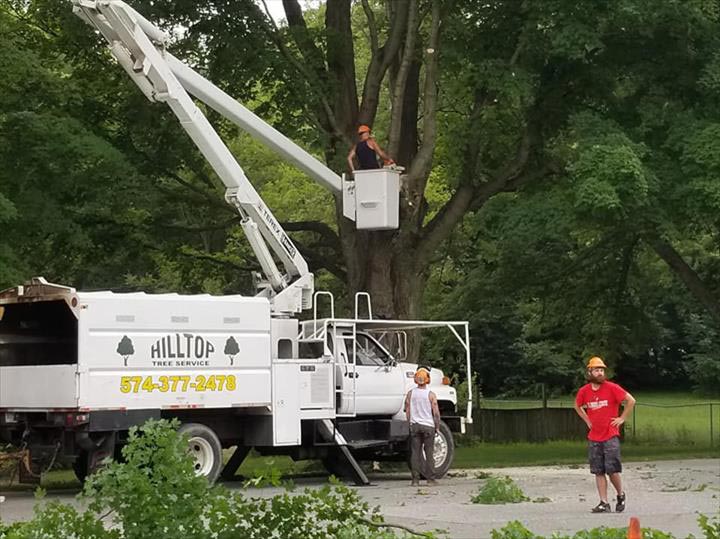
575,381,628,442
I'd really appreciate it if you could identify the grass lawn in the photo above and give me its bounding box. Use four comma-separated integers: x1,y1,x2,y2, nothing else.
481,391,720,446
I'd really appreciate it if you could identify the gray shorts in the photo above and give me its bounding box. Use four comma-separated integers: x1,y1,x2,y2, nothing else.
588,436,622,475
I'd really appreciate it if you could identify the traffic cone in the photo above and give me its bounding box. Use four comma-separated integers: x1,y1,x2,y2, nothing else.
627,517,642,539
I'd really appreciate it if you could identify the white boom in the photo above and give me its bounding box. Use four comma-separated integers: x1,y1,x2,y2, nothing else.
72,0,400,315
73,0,317,313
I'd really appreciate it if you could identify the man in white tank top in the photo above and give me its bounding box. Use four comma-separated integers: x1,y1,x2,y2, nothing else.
404,367,440,486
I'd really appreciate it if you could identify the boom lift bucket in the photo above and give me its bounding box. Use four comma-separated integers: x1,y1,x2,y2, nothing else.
343,169,400,230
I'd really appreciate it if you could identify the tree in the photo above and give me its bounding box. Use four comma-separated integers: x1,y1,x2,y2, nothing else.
259,0,720,358
2,0,718,379
117,336,134,367
224,336,240,366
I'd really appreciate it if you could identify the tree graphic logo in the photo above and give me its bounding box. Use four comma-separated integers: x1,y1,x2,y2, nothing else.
116,335,134,367
224,336,239,366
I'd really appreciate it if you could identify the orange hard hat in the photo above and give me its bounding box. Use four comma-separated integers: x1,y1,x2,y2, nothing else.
587,356,607,369
414,368,430,384
357,124,371,134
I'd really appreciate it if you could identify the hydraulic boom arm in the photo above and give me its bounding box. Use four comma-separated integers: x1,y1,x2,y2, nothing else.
73,0,319,313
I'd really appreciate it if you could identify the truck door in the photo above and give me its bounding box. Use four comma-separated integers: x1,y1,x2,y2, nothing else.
337,331,405,416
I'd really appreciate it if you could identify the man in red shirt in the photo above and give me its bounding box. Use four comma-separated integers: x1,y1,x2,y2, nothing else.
574,356,636,513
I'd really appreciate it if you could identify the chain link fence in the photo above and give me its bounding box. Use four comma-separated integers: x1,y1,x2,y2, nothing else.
474,398,720,446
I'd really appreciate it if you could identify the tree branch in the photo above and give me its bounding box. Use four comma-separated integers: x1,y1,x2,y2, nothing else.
159,170,236,215
509,1,529,66
279,220,342,253
645,234,720,325
156,217,239,233
469,163,555,213
261,0,344,140
407,0,442,185
358,517,433,538
615,236,638,306
388,0,420,158
415,183,475,267
361,0,379,56
176,249,257,273
289,238,347,281
358,1,410,124
489,127,533,184
325,0,359,135
414,87,486,258
0,3,59,38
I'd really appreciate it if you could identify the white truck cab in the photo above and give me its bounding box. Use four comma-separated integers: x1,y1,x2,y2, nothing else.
324,327,456,418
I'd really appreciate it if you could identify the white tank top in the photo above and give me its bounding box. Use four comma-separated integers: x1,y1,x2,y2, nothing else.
410,387,435,428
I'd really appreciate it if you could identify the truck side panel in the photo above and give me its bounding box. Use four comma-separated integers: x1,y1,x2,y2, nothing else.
0,365,78,408
77,293,273,410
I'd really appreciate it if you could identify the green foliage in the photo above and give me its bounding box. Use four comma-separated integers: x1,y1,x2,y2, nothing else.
0,419,422,539
697,513,720,539
0,499,117,539
489,519,679,539
81,419,208,538
241,458,285,488
471,476,529,504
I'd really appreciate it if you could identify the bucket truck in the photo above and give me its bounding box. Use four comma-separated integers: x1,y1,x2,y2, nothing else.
0,1,473,486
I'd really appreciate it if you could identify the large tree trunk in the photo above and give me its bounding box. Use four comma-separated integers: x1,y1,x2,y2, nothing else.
282,0,500,362
342,229,427,359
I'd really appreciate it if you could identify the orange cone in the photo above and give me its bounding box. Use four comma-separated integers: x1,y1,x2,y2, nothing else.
627,517,642,539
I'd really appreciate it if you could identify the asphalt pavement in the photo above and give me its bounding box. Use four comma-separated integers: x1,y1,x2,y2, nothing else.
1,458,718,538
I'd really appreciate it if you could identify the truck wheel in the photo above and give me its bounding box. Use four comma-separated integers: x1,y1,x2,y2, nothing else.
430,420,455,478
179,423,222,484
322,451,349,479
73,434,117,483
72,451,89,483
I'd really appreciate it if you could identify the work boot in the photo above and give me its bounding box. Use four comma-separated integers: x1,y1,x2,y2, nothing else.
591,501,611,513
615,492,626,513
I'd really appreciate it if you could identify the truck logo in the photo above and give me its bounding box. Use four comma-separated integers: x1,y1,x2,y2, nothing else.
116,335,135,366
150,333,215,360
280,233,297,258
224,336,240,366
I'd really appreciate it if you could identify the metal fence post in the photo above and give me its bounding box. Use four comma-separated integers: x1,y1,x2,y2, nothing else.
711,403,714,449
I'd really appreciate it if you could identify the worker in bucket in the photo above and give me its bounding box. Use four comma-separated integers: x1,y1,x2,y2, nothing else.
347,124,395,171
405,366,440,486
574,356,636,513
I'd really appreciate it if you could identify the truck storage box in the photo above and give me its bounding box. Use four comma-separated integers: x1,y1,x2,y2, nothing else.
0,290,273,411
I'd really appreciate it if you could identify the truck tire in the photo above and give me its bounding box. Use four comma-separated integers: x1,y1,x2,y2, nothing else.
431,420,455,478
408,420,455,479
72,451,89,483
73,434,117,483
322,450,351,479
179,423,222,484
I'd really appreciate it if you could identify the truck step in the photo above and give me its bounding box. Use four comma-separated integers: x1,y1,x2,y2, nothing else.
347,439,389,449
